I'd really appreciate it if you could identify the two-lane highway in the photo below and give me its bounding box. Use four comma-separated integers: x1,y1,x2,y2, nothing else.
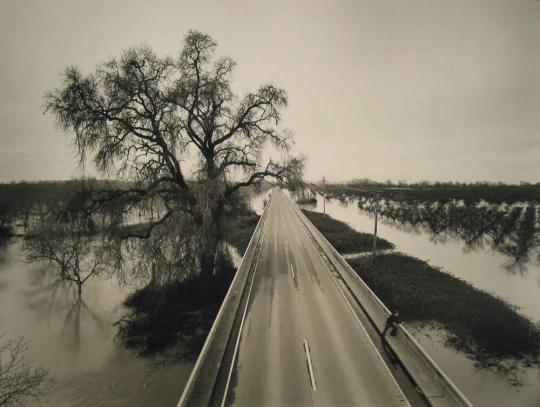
221,189,410,406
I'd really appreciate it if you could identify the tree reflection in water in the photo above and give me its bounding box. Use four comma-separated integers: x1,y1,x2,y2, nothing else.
23,264,107,353
356,198,539,272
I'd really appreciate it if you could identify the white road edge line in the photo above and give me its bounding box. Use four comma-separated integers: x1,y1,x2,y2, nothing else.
290,263,295,279
220,217,267,407
303,339,317,391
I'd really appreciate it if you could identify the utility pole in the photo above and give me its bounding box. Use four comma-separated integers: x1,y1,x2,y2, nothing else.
371,191,379,262
322,176,326,218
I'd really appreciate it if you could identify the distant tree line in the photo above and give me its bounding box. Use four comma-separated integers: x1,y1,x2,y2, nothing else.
346,178,540,188
0,179,124,237
315,179,540,204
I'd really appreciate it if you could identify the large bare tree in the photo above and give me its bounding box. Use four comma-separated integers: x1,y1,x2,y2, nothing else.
45,31,303,280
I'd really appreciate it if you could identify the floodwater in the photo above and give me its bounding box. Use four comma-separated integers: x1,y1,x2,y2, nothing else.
0,193,268,407
0,239,193,407
301,193,540,407
2,191,538,406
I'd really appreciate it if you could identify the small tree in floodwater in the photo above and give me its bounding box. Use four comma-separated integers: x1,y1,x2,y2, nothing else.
44,30,303,284
0,334,51,406
24,217,109,297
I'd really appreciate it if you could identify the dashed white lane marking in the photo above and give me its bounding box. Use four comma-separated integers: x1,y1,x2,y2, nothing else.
303,339,317,391
290,263,296,279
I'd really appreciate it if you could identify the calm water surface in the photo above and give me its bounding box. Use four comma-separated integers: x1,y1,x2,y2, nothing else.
303,194,540,407
0,240,193,407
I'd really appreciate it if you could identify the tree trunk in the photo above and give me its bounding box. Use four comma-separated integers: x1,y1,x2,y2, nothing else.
197,199,225,282
199,246,217,281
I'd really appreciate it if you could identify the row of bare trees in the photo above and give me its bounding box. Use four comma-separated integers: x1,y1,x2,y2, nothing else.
357,198,539,270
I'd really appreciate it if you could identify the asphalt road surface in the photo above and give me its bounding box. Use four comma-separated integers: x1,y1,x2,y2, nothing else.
222,190,410,406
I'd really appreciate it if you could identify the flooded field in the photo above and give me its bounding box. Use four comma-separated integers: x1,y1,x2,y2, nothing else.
302,193,540,407
0,192,267,406
0,240,193,406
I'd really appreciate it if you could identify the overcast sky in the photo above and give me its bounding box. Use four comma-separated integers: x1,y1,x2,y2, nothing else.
1,0,539,183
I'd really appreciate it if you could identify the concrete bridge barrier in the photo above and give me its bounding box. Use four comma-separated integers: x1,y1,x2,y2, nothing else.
177,193,273,407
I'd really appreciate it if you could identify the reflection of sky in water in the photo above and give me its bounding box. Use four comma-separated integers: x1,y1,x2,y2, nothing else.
0,240,193,407
296,192,540,407
411,325,540,407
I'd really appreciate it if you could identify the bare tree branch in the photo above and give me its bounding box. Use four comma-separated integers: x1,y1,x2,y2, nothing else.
0,335,52,407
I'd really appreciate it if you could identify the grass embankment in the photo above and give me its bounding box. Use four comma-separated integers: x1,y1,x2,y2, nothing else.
308,210,540,370
296,197,317,205
301,209,393,253
118,255,236,357
117,203,260,357
221,206,260,254
349,255,540,369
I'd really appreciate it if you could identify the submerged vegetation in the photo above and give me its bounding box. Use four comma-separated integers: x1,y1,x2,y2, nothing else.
355,198,539,270
23,216,111,297
302,209,393,253
309,180,539,270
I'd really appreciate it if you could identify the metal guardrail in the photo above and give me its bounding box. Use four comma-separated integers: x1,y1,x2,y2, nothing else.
177,192,273,407
288,197,473,407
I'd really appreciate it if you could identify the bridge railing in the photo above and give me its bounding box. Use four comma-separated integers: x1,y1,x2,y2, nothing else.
288,198,473,407
177,193,272,407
